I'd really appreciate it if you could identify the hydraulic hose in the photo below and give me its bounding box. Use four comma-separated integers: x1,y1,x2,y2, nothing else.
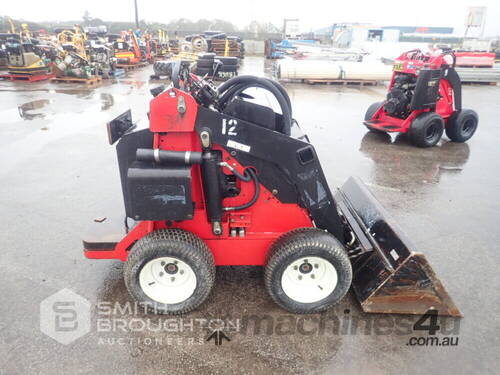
218,79,292,116
218,76,292,114
219,161,252,182
217,76,292,135
221,167,260,211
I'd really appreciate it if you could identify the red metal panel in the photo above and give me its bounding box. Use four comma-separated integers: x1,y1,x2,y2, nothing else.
149,88,198,133
84,221,153,261
87,90,314,264
455,51,495,68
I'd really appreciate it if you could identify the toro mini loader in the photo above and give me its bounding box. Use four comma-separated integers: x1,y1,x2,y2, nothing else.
364,49,478,147
83,64,461,317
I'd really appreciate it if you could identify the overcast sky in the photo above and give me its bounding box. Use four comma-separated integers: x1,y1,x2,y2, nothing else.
3,0,500,36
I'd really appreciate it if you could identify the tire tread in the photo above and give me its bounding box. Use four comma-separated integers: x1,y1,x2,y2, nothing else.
124,229,215,315
264,228,352,314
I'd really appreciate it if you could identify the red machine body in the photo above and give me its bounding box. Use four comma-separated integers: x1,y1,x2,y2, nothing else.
366,50,457,134
83,70,462,317
84,88,312,265
364,49,478,147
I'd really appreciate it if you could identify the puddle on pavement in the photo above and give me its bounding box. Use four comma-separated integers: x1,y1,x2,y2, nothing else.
1,93,112,123
18,99,51,120
54,89,96,99
359,131,470,186
100,93,114,111
119,80,147,89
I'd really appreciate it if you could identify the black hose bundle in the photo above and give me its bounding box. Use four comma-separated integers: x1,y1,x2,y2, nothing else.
216,75,293,135
222,167,260,211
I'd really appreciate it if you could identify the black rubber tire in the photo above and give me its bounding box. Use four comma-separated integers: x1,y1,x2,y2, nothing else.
153,61,173,76
124,229,215,315
198,52,216,59
215,56,239,65
197,59,214,68
409,112,444,147
364,101,385,133
218,64,239,72
264,228,352,314
195,67,213,76
445,109,478,142
364,101,383,121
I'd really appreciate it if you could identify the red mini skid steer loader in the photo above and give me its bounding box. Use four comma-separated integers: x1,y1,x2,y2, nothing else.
364,49,478,147
83,63,461,317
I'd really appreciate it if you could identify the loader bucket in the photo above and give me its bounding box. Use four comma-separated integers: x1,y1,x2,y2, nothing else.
335,177,462,317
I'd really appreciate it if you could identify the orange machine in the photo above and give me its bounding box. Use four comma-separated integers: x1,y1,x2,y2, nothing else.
114,30,142,65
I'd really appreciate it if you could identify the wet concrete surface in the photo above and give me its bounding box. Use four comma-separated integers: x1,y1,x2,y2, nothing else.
0,57,499,374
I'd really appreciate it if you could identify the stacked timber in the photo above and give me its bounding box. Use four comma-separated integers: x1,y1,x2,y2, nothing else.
210,39,242,58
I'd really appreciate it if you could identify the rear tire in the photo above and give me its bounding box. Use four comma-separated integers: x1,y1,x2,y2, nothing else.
196,59,214,68
445,109,478,142
124,229,215,315
409,112,444,147
215,56,239,65
218,64,239,72
264,228,352,314
364,101,385,133
195,67,213,76
198,53,216,59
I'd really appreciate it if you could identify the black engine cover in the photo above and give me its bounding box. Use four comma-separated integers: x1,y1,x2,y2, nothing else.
410,69,442,110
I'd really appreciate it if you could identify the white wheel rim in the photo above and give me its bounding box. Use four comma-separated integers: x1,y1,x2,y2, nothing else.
139,257,196,304
281,256,338,303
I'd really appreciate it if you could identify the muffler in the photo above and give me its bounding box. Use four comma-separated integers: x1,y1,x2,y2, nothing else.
335,177,462,317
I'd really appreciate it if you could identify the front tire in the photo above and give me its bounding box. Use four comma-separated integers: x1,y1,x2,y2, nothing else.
409,112,444,147
364,101,385,133
124,229,215,315
445,109,478,142
264,228,352,314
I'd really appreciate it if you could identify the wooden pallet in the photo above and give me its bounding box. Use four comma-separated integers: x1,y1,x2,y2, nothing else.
0,73,55,82
116,62,148,71
462,81,498,86
456,65,495,69
211,40,240,47
51,75,102,86
210,39,242,57
303,79,378,86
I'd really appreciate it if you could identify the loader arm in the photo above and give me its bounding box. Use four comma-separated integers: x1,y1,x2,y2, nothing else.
194,105,345,243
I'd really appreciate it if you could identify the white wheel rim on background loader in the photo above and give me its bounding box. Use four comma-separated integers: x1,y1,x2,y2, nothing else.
139,257,197,304
281,256,338,303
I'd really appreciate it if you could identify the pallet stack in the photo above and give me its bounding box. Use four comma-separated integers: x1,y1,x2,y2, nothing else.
210,39,242,58
0,73,55,82
115,61,148,71
51,75,102,86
